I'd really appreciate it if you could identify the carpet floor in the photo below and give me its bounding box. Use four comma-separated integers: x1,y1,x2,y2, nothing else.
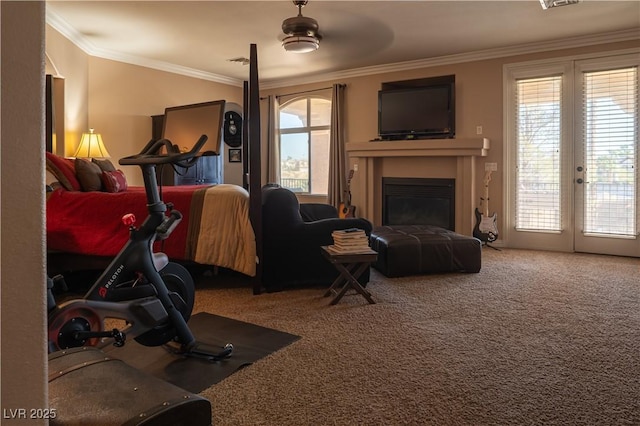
189,248,639,425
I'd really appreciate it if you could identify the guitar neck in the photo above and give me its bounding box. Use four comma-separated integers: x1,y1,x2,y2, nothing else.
483,171,491,216
344,169,354,207
484,185,490,216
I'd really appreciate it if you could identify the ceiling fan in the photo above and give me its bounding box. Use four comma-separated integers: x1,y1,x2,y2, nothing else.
281,0,322,53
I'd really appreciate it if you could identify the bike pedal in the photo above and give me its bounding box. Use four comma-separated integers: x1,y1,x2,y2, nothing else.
51,274,69,293
165,341,233,362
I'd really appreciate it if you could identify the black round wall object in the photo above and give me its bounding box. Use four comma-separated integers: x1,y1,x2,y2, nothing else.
223,111,243,147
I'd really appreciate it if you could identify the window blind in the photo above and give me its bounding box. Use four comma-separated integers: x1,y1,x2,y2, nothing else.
515,76,563,232
582,66,638,237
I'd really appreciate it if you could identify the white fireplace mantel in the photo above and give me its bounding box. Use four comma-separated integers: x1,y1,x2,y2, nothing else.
347,138,490,158
346,138,490,235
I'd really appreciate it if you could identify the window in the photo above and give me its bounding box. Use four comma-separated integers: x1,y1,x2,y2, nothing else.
582,66,637,236
514,75,563,232
278,94,331,194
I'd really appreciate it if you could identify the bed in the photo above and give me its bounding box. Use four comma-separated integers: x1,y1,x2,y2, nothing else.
46,183,256,277
47,45,264,293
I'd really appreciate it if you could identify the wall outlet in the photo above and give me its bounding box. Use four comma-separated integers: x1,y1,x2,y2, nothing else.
485,162,498,172
476,126,483,135
353,163,358,172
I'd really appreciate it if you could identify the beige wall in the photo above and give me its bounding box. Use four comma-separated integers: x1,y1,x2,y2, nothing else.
46,23,90,155
87,57,242,185
45,26,243,185
262,40,639,229
1,1,48,423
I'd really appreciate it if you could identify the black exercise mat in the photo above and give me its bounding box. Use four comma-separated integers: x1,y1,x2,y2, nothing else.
103,312,300,393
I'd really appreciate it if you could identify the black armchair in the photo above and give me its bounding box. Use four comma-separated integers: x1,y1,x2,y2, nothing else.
262,184,373,292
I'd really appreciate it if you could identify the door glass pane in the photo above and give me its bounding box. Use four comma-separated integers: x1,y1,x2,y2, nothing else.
582,67,638,236
280,132,309,192
515,76,563,231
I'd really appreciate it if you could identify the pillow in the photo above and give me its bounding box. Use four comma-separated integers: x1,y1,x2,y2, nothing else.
75,158,103,191
45,152,81,191
45,170,62,199
102,170,128,193
92,157,117,172
45,170,59,186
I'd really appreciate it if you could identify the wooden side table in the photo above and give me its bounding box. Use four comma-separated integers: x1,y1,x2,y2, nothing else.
320,246,377,305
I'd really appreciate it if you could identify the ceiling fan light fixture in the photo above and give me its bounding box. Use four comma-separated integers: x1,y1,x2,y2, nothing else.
282,35,320,53
539,0,580,10
281,0,321,53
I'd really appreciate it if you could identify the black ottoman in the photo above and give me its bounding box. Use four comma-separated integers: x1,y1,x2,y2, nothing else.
369,225,481,277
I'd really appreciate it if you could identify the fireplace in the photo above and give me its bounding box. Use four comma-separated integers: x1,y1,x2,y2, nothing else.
346,138,489,234
382,177,455,230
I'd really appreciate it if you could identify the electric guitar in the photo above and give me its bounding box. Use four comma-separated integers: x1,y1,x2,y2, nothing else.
339,169,356,218
473,170,498,243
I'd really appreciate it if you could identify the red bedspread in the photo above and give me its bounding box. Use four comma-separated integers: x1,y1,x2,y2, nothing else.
47,185,205,261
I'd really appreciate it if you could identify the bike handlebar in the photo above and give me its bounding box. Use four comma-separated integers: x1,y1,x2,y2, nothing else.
119,134,208,168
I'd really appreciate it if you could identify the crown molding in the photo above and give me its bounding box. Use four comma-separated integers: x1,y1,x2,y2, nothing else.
261,28,640,89
45,8,243,87
92,48,244,87
46,7,97,54
47,5,637,91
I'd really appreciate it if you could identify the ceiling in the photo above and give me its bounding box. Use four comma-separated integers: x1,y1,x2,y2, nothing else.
46,1,640,88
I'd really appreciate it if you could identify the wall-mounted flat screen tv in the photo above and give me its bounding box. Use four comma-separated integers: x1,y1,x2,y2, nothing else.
162,100,226,155
378,83,455,140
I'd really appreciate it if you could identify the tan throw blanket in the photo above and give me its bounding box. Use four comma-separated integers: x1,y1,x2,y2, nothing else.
186,184,256,276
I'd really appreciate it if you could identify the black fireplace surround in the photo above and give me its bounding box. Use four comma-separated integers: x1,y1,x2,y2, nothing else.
382,177,455,230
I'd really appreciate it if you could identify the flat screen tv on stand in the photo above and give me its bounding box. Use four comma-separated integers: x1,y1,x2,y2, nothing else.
378,76,455,140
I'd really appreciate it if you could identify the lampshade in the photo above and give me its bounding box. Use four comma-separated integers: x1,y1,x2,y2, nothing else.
282,35,320,53
74,128,111,158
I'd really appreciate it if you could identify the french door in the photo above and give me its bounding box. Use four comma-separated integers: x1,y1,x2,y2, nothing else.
505,52,639,257
574,56,639,256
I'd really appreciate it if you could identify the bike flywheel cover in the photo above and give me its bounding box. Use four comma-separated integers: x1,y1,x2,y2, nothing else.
48,302,103,350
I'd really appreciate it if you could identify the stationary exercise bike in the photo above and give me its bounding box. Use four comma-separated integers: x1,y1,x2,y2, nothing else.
47,135,232,361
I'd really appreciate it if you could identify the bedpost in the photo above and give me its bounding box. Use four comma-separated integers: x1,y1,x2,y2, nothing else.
242,80,249,192
248,43,263,295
